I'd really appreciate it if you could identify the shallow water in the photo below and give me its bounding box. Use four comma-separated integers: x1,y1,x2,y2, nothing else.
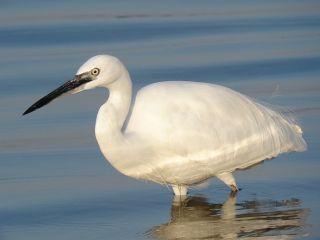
1,1,320,239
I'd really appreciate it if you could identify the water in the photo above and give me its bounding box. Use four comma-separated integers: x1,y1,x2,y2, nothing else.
0,1,319,239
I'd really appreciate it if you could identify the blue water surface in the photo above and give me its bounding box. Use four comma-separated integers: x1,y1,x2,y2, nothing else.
0,1,319,239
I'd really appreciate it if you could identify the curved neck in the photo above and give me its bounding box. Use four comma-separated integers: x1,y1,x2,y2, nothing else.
95,66,132,154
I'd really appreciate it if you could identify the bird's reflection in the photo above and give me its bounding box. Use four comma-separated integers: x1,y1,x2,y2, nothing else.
148,193,308,240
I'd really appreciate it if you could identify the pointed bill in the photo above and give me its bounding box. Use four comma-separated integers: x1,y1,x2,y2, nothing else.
23,73,92,115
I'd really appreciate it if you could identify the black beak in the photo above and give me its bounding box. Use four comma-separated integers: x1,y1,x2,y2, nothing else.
23,74,92,115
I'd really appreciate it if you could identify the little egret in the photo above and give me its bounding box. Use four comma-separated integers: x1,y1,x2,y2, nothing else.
23,55,307,196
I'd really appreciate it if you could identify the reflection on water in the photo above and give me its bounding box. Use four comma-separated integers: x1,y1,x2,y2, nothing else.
148,193,308,240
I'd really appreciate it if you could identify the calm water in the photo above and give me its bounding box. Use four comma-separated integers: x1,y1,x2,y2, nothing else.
1,1,320,239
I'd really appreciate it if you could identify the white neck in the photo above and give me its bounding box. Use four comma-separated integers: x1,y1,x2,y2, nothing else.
95,66,132,166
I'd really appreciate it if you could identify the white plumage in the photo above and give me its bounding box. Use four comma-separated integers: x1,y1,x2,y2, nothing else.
24,55,307,196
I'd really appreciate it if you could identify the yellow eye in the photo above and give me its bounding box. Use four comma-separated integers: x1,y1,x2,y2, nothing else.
91,68,100,76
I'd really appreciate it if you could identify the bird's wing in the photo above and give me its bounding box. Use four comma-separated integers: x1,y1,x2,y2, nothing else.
126,81,306,173
127,82,226,148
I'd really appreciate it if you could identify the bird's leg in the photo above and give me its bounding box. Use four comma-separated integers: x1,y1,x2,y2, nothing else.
172,185,188,203
216,172,239,192
172,185,188,196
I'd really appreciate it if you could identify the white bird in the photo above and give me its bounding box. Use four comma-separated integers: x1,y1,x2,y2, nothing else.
23,55,307,196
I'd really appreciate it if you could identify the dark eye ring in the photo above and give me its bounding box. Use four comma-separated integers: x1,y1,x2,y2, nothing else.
91,68,100,76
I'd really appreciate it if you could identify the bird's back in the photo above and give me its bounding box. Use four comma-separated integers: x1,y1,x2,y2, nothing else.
125,81,306,184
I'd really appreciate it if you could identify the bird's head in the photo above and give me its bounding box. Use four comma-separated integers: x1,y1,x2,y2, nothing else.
23,55,122,115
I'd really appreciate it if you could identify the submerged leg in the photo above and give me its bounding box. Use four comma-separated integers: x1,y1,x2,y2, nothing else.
172,185,188,196
216,172,239,192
